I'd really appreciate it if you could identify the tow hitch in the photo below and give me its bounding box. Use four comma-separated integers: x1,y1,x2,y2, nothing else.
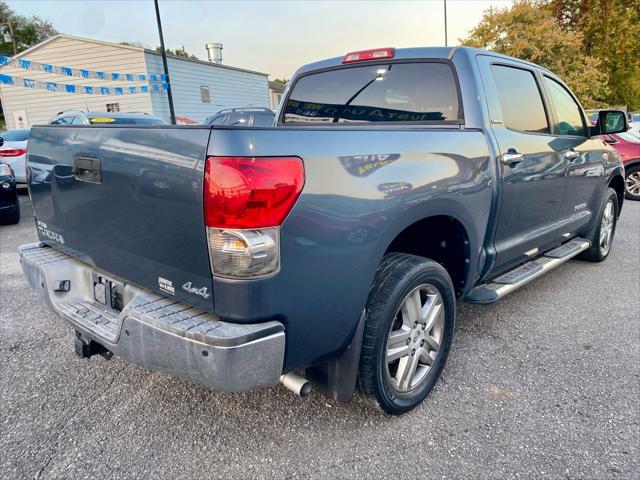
74,331,113,360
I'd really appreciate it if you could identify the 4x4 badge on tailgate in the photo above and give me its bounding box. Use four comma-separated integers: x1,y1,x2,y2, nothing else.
182,282,211,299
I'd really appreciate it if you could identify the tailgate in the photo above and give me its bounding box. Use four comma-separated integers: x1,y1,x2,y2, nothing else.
27,125,214,310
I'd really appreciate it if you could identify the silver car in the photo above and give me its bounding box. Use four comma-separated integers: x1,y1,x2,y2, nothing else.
0,128,30,184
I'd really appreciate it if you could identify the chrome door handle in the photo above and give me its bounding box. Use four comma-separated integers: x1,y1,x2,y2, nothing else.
501,150,524,166
564,149,580,161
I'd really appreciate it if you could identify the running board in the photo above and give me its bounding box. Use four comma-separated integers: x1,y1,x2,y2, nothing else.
465,238,590,304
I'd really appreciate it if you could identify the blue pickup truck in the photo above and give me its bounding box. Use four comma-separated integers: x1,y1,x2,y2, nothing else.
20,47,628,414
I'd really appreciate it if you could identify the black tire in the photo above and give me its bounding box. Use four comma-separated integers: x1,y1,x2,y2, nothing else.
579,187,618,262
1,201,20,225
624,164,640,201
358,253,455,415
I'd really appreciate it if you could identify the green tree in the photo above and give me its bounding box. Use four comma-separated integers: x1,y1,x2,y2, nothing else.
155,45,197,59
460,0,610,108
547,0,640,110
0,1,58,56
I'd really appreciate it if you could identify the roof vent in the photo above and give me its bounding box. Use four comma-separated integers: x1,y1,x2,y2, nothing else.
206,43,223,64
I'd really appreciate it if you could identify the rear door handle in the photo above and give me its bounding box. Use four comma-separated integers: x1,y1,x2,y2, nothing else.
501,149,524,166
72,156,101,183
564,149,580,161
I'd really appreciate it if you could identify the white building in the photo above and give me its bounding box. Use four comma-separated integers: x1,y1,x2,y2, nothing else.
0,34,270,129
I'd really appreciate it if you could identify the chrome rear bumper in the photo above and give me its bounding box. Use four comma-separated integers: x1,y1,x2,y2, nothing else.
19,243,285,392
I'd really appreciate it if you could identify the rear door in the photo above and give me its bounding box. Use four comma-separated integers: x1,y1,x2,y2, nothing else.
478,56,567,275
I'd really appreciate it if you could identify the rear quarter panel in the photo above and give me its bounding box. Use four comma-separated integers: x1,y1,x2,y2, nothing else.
208,127,493,368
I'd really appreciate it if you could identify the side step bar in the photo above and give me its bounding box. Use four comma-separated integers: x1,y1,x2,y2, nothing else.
465,238,590,304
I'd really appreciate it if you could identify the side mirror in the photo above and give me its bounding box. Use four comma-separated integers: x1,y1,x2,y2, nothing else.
590,110,628,136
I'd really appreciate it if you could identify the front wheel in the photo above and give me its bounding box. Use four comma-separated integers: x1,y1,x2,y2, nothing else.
624,165,640,201
358,253,455,415
580,188,618,262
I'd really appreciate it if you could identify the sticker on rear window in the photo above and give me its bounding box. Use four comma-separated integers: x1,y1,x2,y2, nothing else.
90,117,116,123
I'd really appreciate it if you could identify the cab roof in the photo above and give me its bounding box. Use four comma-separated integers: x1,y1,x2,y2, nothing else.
295,46,553,77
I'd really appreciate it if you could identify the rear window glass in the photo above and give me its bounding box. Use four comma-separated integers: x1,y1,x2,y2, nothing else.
88,117,165,125
283,62,460,124
0,129,30,141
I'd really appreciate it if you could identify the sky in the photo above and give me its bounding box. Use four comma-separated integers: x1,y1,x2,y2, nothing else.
7,0,514,79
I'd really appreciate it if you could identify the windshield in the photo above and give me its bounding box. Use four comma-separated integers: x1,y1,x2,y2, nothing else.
283,62,460,125
0,129,30,141
88,116,166,125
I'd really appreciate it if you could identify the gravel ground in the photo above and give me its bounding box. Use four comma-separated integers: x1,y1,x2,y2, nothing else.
1,190,638,480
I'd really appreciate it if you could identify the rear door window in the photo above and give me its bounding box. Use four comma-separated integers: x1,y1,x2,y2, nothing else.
542,76,587,137
283,62,460,124
491,65,549,134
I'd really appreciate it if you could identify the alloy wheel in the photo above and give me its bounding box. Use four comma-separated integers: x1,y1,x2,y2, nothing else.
625,172,640,197
385,284,444,392
599,198,615,256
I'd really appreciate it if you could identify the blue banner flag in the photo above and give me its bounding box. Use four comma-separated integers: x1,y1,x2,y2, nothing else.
100,86,110,95
0,56,9,66
46,82,57,91
65,85,76,93
60,66,73,76
0,73,13,85
43,64,54,73
84,86,94,94
19,60,32,70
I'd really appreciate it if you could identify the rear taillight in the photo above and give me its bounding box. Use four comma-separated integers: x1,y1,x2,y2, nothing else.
342,47,395,64
0,148,27,157
204,156,304,278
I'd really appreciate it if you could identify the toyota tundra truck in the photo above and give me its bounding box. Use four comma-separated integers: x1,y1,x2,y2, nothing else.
20,47,628,414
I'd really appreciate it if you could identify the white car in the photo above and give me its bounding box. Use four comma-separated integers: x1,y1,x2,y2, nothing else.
628,112,640,137
0,128,30,184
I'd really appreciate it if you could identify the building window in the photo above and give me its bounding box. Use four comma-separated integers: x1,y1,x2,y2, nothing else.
200,86,211,103
106,103,120,112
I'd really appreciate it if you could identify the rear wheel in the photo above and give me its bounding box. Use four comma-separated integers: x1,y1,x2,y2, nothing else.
624,165,640,201
358,253,455,415
580,188,618,262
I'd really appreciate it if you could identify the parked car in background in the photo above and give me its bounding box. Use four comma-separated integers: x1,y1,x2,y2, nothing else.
204,107,275,127
176,116,198,125
0,128,30,184
0,163,19,224
49,110,167,125
628,112,640,137
603,131,640,200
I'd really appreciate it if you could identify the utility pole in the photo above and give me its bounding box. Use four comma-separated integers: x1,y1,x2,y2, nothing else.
153,0,176,125
444,0,448,47
1,21,17,56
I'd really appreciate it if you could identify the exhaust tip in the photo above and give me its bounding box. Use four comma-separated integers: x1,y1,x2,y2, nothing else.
279,372,312,397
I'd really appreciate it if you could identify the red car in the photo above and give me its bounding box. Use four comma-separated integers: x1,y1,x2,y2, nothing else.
603,131,640,201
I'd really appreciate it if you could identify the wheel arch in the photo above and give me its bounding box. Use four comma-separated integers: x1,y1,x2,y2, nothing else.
381,212,476,298
608,171,625,214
